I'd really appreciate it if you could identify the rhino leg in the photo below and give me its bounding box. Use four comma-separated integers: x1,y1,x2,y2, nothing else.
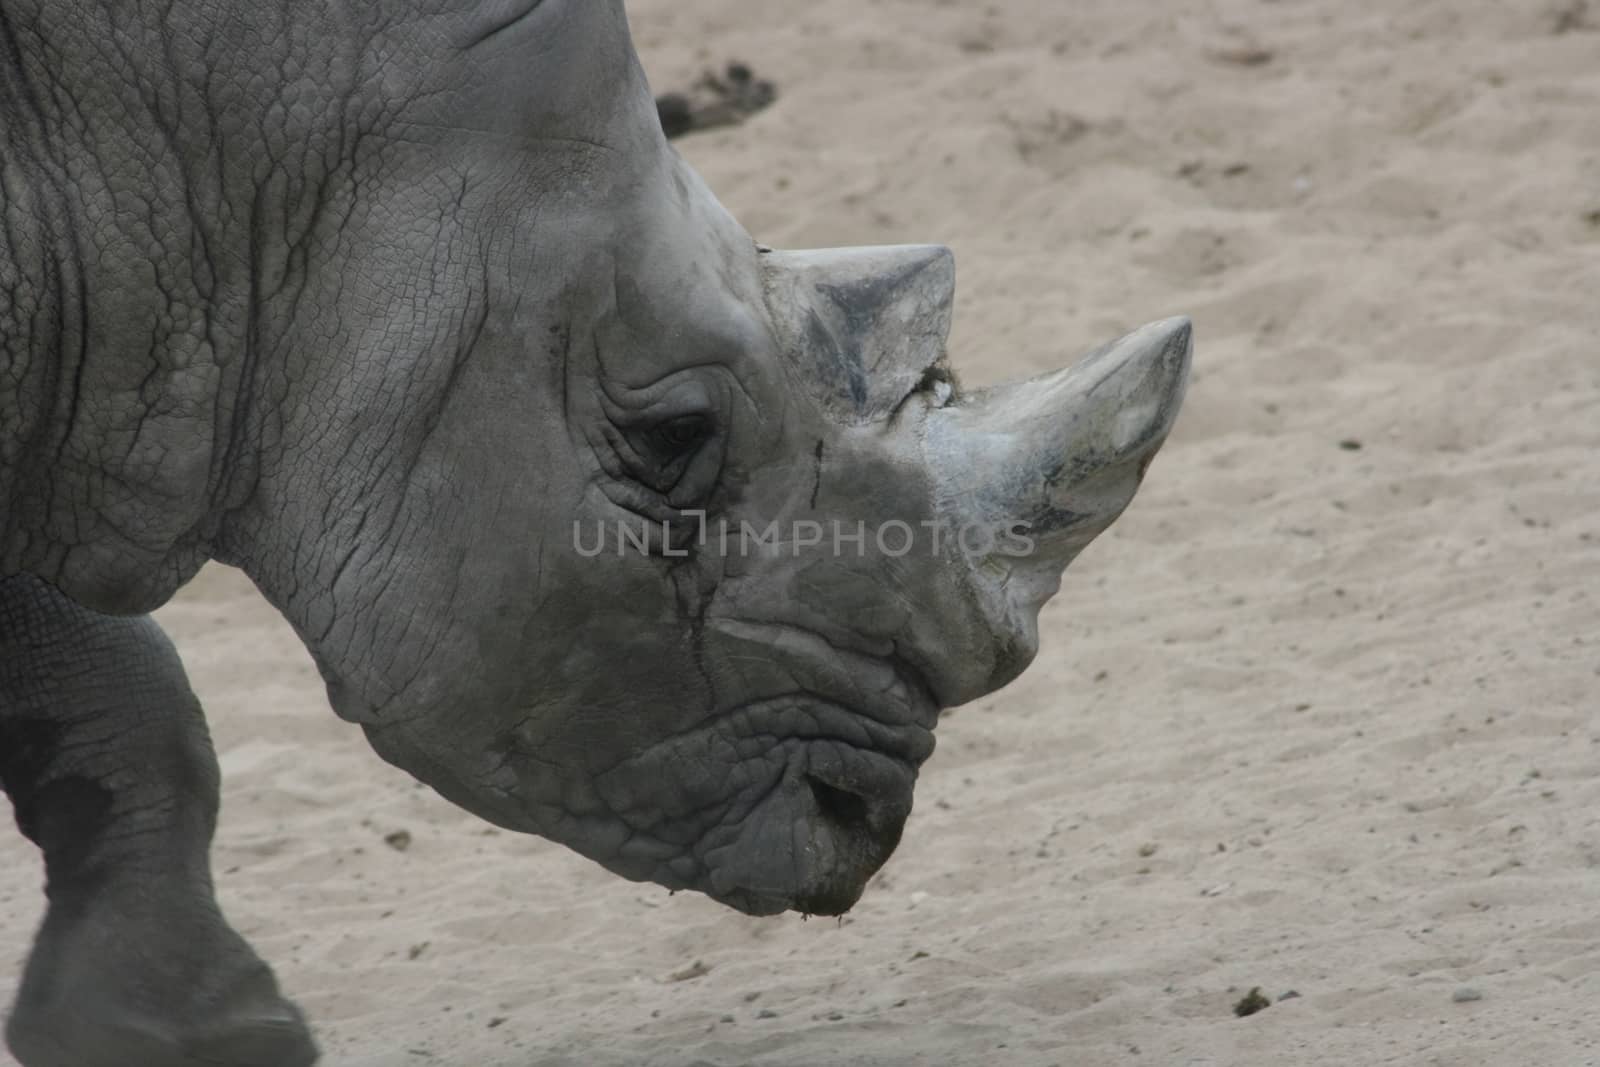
0,576,317,1067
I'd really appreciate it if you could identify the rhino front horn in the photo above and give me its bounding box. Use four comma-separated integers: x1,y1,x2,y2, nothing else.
927,315,1192,616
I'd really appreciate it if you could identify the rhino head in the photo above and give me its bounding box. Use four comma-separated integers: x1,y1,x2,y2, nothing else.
206,0,1190,916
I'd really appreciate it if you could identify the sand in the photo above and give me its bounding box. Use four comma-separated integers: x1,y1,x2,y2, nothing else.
4,0,1599,1064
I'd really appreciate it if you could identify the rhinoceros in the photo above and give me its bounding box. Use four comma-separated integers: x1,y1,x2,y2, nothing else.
0,1,1190,1064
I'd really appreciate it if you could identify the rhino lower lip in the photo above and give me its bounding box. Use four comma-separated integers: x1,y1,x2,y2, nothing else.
708,739,915,917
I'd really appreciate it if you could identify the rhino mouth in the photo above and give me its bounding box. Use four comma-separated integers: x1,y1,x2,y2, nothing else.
694,699,929,917
590,672,936,917
689,624,939,915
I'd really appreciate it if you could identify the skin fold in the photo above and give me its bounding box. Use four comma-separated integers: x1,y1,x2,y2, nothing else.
0,1,1190,1063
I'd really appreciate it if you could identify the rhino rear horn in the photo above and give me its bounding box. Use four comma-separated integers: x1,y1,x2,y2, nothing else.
761,245,955,421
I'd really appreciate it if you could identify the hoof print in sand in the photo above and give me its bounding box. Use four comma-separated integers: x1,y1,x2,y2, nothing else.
657,62,778,139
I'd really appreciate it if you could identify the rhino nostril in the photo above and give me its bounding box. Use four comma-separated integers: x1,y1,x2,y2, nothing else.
806,774,870,828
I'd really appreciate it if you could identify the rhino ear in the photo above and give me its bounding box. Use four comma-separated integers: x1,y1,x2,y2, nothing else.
761,246,955,421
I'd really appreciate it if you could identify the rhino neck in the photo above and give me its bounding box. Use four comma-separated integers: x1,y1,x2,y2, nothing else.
1,0,649,624
0,0,366,613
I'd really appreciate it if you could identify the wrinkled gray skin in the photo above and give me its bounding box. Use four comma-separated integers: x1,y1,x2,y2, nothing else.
0,1,1190,1064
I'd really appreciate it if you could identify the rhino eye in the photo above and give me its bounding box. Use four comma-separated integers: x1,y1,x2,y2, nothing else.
615,411,721,498
649,414,713,453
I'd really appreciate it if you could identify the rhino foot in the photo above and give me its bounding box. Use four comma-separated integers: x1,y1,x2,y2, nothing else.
5,875,319,1067
5,885,318,1067
7,1004,318,1067
7,1009,317,1067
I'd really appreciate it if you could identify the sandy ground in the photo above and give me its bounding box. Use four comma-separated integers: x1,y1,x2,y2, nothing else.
4,0,1600,1064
